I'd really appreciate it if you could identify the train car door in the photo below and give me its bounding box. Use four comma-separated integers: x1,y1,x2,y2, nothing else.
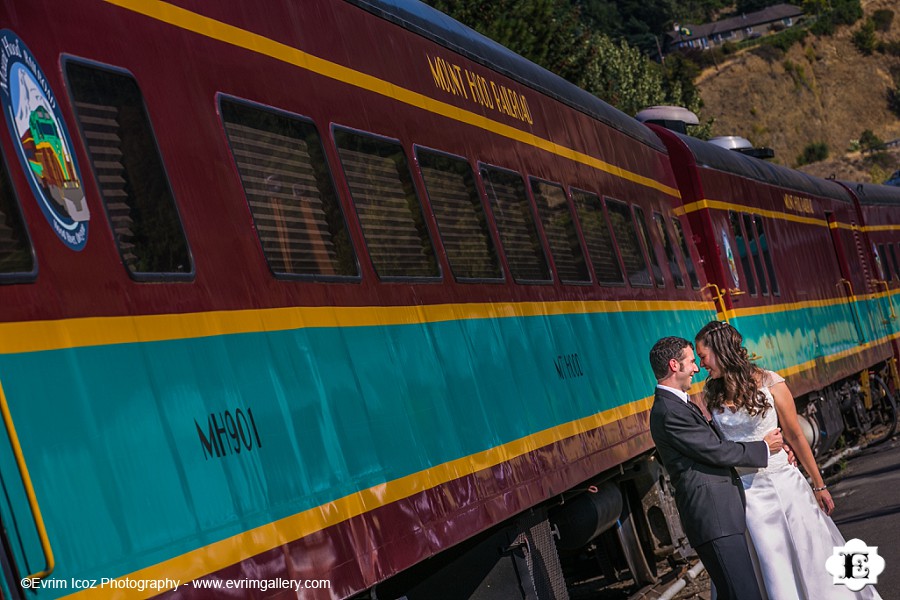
825,212,867,344
0,382,52,599
870,243,898,336
693,209,746,320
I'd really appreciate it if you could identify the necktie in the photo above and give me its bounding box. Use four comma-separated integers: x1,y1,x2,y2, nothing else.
687,400,722,438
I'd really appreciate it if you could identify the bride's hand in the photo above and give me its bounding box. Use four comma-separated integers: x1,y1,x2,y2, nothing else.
783,442,798,466
814,488,835,515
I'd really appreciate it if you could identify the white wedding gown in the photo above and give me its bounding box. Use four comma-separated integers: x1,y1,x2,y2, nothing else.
711,374,882,600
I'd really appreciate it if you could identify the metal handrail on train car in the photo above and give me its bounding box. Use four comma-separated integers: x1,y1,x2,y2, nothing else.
837,279,866,343
0,383,54,580
701,283,730,322
873,279,897,320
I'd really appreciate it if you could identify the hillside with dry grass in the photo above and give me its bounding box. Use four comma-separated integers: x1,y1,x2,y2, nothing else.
696,0,900,183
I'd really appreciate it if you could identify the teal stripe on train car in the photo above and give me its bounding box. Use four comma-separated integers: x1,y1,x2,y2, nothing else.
729,296,897,375
731,302,859,373
861,294,900,342
0,307,712,596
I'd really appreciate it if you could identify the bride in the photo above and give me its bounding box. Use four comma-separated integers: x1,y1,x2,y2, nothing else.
694,321,882,600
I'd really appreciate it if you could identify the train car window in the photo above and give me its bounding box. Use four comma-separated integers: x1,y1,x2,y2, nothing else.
220,99,357,278
0,150,35,279
671,218,700,289
416,149,501,281
743,213,768,295
606,200,651,287
653,212,684,288
728,211,757,295
754,216,779,295
877,244,889,281
571,189,624,285
530,179,589,283
889,244,900,282
480,166,550,283
634,206,664,287
65,60,191,279
333,128,438,280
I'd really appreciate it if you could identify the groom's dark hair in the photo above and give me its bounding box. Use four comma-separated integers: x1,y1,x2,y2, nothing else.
649,337,692,380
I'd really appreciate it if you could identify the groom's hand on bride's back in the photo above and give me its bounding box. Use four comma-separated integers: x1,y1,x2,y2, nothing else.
763,428,783,454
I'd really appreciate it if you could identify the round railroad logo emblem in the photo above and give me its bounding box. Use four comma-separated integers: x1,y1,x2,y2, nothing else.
0,30,89,250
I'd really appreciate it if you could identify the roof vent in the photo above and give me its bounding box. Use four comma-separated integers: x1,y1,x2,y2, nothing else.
635,106,699,134
709,135,775,159
709,136,753,150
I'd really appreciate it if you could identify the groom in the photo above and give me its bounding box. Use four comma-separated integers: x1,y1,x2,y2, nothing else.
648,336,782,600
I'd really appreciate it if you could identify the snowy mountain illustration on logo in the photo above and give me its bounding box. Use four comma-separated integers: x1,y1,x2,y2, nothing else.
14,65,89,223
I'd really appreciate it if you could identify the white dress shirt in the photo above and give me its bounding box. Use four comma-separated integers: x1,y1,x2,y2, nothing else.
657,384,689,403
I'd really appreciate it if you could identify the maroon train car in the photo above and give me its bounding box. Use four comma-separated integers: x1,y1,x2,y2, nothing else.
652,124,899,455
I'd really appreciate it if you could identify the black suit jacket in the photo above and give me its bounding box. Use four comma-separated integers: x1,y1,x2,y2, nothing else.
649,387,769,546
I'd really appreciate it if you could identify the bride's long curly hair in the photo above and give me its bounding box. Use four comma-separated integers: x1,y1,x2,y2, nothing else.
695,321,771,417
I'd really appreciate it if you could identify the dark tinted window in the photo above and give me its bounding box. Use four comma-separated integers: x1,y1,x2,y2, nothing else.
480,166,550,282
0,152,34,278
221,99,356,277
744,213,768,295
878,243,891,281
653,212,684,288
571,189,623,285
66,61,191,277
754,216,779,295
606,200,650,287
672,218,700,289
634,206,663,287
530,179,588,283
334,129,438,279
729,211,756,295
890,244,900,282
417,150,500,280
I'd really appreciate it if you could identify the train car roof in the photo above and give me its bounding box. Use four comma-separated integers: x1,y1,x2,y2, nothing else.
838,181,900,206
348,0,666,151
674,131,851,203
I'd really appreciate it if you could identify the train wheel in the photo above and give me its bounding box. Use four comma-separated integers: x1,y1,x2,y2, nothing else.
615,485,658,587
868,375,898,445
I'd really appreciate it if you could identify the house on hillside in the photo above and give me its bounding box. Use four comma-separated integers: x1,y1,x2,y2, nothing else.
668,4,803,50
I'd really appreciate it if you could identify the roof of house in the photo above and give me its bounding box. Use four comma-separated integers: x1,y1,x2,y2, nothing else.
668,3,803,43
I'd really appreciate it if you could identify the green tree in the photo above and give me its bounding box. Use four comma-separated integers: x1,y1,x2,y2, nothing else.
859,129,884,152
832,0,864,26
672,0,732,23
736,0,783,13
852,19,877,55
890,86,900,118
796,142,829,166
424,0,589,79
802,0,828,16
575,34,667,115
810,0,863,35
576,0,678,55
423,0,701,118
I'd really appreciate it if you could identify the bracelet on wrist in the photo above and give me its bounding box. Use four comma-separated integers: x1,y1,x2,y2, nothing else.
812,484,828,492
